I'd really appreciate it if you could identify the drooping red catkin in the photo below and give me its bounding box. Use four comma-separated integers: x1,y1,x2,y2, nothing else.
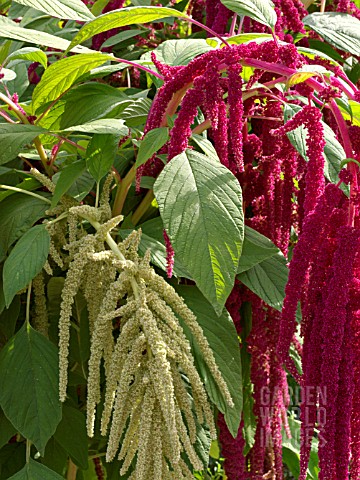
335,314,354,480
337,0,360,19
151,52,184,80
273,0,306,34
350,252,360,478
299,198,346,480
205,0,217,31
93,457,105,480
27,62,41,84
247,296,271,476
163,229,174,279
318,226,360,480
211,2,232,34
218,414,247,480
246,298,290,479
167,82,205,161
276,184,339,366
227,60,244,173
272,105,326,217
202,66,229,167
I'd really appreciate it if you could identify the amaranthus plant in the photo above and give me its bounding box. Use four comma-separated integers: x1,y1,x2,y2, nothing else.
0,0,360,478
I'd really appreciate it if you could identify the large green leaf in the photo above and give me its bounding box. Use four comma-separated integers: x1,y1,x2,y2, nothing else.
32,53,112,113
0,444,26,479
8,458,64,479
39,84,132,131
0,16,93,54
0,193,49,262
238,226,280,274
0,409,17,449
86,133,119,182
176,285,242,438
6,47,48,70
0,324,62,455
219,0,277,29
62,118,129,135
0,124,47,165
54,406,88,470
13,0,94,21
66,6,187,52
303,12,360,56
135,127,169,169
41,438,68,476
191,134,220,163
154,149,244,315
51,160,86,207
122,97,152,127
152,39,213,66
3,225,50,307
237,252,288,313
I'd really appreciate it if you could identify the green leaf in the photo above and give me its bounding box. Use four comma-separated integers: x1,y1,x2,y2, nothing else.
0,193,49,262
101,28,143,48
40,84,132,131
191,134,220,163
135,127,169,169
0,324,62,455
0,409,17,449
13,0,94,21
6,47,48,69
0,444,26,479
62,118,129,135
3,225,50,307
219,0,277,29
176,285,242,437
32,53,112,113
237,252,289,313
154,150,244,315
0,16,94,54
238,226,280,274
8,458,64,479
86,133,119,182
54,406,88,470
51,160,86,207
152,39,213,66
41,438,67,476
66,6,187,52
227,32,273,44
0,124,47,165
122,97,152,127
66,171,95,202
303,12,360,56
284,103,348,194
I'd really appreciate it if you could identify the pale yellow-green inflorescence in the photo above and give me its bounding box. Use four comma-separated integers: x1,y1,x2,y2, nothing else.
46,176,233,479
32,272,49,337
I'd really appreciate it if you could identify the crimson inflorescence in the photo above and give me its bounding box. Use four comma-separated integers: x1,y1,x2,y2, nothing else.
136,34,360,478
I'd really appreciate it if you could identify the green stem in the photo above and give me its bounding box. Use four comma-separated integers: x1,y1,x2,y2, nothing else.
132,190,155,226
0,185,52,204
26,281,32,325
26,439,31,463
112,165,136,217
95,182,100,208
66,458,78,480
